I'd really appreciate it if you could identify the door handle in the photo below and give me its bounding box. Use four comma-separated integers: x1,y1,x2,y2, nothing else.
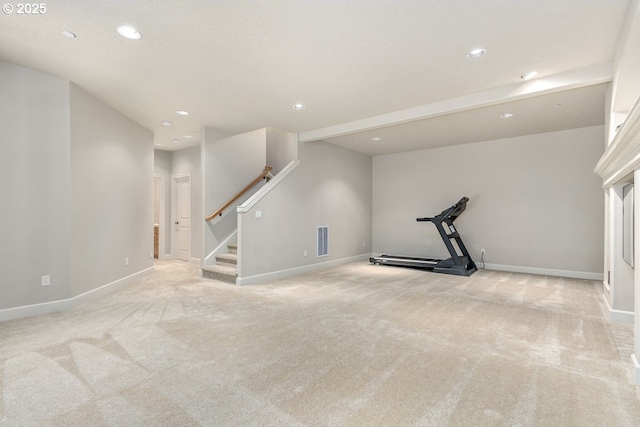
175,221,179,225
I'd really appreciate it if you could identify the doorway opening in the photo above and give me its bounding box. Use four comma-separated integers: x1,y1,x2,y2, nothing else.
153,174,165,259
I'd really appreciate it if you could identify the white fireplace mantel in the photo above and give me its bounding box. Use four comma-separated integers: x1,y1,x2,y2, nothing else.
595,97,640,188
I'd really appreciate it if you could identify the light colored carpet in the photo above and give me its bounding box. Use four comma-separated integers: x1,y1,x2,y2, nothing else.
1,260,639,426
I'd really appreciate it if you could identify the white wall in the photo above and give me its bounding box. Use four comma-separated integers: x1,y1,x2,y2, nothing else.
0,62,154,319
69,83,154,296
203,127,266,262
266,127,298,174
373,126,605,277
238,140,372,281
0,61,73,310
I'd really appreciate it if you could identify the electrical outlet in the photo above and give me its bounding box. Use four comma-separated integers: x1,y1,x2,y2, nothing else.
362,242,366,248
481,248,486,256
125,257,129,266
41,275,50,286
304,250,307,257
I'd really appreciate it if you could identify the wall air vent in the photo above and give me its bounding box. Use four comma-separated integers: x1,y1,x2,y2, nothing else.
317,226,328,257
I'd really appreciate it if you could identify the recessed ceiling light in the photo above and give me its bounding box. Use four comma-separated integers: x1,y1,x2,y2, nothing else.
176,110,189,116
466,48,487,59
117,26,142,40
520,71,539,80
162,120,172,126
62,31,76,38
154,143,162,146
292,103,305,110
371,137,382,141
553,103,562,108
172,139,179,143
183,135,193,139
499,113,514,119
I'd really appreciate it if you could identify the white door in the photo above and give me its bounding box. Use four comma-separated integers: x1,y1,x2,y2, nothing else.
173,174,191,261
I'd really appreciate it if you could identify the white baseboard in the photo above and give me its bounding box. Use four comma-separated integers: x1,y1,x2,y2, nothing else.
601,293,634,324
632,354,640,385
0,267,154,323
481,262,603,281
236,253,371,286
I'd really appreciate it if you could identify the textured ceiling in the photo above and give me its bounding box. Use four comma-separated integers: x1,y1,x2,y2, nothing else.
0,0,633,153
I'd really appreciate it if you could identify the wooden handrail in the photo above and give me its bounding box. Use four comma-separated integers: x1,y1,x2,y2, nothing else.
205,166,273,221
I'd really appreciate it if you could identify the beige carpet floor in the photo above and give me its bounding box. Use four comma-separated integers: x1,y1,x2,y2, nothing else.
1,260,639,426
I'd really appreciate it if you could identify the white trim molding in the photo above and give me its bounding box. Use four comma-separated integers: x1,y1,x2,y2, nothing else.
237,160,300,213
0,267,154,322
594,96,640,187
236,253,371,286
481,263,603,281
602,292,635,324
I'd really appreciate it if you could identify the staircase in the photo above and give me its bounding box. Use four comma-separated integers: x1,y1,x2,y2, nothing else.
201,243,237,284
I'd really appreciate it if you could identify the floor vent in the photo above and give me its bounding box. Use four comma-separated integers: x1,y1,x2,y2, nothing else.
317,226,328,257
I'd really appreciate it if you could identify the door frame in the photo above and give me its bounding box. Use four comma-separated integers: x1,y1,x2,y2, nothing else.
153,174,166,259
171,172,191,260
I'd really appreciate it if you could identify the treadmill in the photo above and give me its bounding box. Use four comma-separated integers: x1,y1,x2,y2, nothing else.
370,197,477,276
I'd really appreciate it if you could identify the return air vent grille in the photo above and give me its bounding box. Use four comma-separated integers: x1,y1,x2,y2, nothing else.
317,226,328,257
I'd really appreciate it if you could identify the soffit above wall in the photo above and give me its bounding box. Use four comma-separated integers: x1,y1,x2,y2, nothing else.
318,83,607,156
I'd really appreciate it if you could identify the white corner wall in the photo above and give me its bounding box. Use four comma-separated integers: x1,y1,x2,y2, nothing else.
373,126,605,278
266,127,298,174
237,140,372,283
70,83,154,296
0,63,155,321
0,61,73,311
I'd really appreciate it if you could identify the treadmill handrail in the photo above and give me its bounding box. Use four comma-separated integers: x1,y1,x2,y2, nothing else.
416,197,469,223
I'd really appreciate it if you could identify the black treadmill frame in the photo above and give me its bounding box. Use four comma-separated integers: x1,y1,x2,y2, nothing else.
370,197,478,276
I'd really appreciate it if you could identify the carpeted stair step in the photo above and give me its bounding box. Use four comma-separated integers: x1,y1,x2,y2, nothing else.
227,243,237,254
201,264,236,284
215,252,237,266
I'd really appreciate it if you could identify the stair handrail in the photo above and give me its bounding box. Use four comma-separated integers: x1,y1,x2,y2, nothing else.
205,166,273,221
